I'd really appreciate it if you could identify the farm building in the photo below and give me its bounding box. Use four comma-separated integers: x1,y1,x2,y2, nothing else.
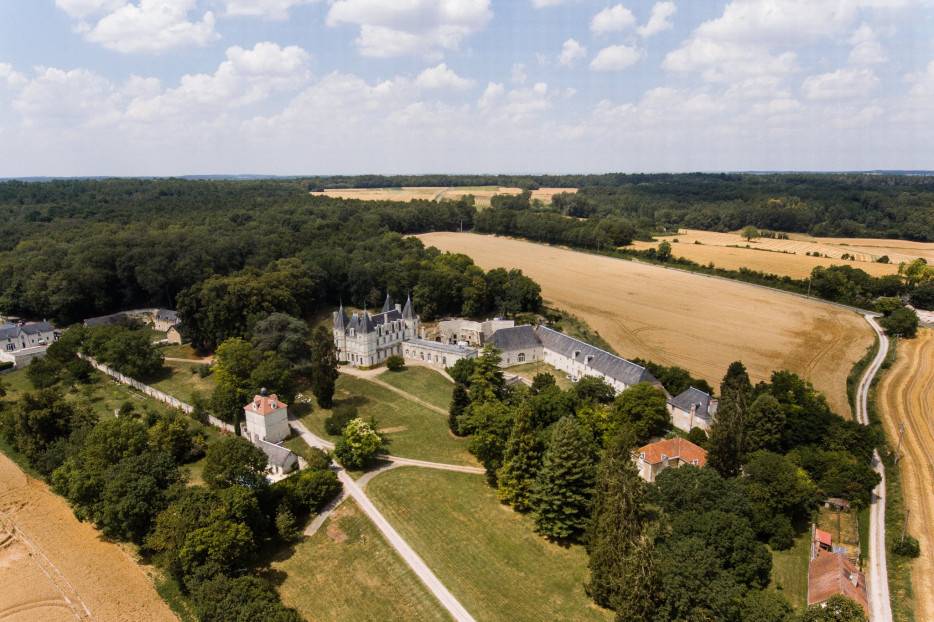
0,321,58,368
256,439,299,477
667,387,718,432
635,438,707,483
153,309,179,332
807,551,868,613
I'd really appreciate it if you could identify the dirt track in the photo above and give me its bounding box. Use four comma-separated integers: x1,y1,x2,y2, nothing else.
0,453,177,622
418,233,874,417
878,329,934,621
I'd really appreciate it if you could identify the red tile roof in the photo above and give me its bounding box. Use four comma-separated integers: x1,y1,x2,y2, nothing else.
638,438,707,467
244,394,287,416
815,528,833,548
808,551,868,613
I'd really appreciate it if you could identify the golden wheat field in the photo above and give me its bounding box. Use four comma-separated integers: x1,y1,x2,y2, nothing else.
630,229,934,279
878,329,934,622
0,453,177,622
418,232,875,417
311,186,576,207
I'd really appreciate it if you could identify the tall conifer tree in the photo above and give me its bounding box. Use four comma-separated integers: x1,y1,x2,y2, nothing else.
496,404,542,511
532,416,596,541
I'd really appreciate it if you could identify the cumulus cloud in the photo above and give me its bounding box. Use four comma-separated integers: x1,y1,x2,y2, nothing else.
11,67,125,128
416,63,474,90
219,0,318,20
590,45,643,71
326,0,492,58
590,4,636,34
478,81,504,109
56,0,218,53
558,38,587,66
802,67,878,99
637,1,675,37
849,24,888,65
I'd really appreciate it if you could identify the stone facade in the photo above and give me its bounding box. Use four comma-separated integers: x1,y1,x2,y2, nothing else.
0,321,57,368
436,318,515,347
334,294,419,367
403,338,477,368
667,387,717,433
243,392,290,444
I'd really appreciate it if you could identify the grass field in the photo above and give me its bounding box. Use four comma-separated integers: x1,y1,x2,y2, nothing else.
301,375,475,466
769,531,811,610
504,361,574,390
312,186,576,207
878,328,934,621
377,366,453,410
367,467,611,622
148,360,215,405
272,499,449,622
158,343,203,359
627,229,934,279
418,232,874,418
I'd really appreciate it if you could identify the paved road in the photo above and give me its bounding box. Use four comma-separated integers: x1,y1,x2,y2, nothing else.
856,314,892,622
290,420,477,622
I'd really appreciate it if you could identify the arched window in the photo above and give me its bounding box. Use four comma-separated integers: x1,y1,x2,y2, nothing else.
518,352,526,363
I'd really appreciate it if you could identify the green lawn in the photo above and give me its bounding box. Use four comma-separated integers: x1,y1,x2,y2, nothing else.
158,343,203,359
769,531,811,610
301,375,475,466
272,499,450,622
367,467,611,622
504,361,574,390
148,361,215,405
377,366,454,410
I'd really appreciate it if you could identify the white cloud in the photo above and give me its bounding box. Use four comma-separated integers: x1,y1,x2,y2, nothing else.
11,67,124,128
849,24,887,65
590,4,636,34
478,82,504,109
637,2,675,37
219,0,318,20
802,67,878,99
531,0,570,7
71,0,218,53
558,38,587,66
511,63,528,85
590,45,643,72
326,0,492,58
416,63,474,90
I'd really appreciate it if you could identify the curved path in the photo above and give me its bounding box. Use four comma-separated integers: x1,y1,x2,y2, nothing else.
289,419,477,622
856,314,892,622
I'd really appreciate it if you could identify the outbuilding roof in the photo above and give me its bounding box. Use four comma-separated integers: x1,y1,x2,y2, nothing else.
535,326,658,387
638,438,707,467
669,387,714,418
489,324,540,351
808,551,868,612
245,393,288,415
407,338,477,355
256,439,298,469
155,309,178,323
0,321,55,340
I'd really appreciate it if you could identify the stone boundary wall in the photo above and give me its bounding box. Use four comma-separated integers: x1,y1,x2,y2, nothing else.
78,353,234,433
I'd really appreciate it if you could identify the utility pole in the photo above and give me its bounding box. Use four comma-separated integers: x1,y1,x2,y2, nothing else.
901,509,911,545
895,422,906,464
806,278,812,298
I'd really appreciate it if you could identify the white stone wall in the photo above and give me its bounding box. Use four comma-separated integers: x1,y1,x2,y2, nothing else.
337,315,420,368
500,346,544,367
245,407,290,443
541,348,629,393
668,405,711,433
403,343,475,368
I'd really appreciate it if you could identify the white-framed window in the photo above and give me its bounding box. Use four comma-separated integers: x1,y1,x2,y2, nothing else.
5,343,13,351
518,352,526,363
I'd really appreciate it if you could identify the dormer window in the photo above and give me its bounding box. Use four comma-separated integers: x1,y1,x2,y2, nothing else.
661,454,668,460
639,452,645,460
584,354,594,365
573,350,581,359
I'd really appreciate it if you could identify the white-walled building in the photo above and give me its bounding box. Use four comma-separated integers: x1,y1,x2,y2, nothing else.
333,294,419,367
243,391,290,444
635,438,707,483
0,321,57,368
403,338,477,368
435,318,515,347
667,387,718,432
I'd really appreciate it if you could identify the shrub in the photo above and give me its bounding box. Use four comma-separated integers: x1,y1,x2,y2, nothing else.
894,535,920,558
768,519,795,551
386,355,405,371
0,361,13,372
910,282,934,311
195,363,212,378
324,404,357,435
686,427,708,447
880,307,919,338
275,505,300,542
334,418,382,470
877,255,890,264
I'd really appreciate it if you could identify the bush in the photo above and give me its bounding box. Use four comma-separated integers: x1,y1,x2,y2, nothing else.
334,418,382,470
894,535,920,558
768,518,795,551
195,363,212,378
0,361,13,372
686,427,708,447
275,505,300,542
880,307,919,338
910,282,934,311
324,404,357,435
386,355,405,371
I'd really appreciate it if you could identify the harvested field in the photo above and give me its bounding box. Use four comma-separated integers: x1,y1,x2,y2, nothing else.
0,452,176,622
632,229,934,278
877,329,934,621
311,186,575,207
418,232,874,416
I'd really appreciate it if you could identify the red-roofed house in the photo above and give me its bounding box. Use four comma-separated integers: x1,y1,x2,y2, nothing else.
635,437,707,482
243,390,290,444
815,528,833,552
807,550,868,614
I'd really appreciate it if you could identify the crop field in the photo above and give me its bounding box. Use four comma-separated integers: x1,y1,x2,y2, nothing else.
311,186,575,207
0,452,177,622
628,229,934,279
273,500,448,622
877,329,934,622
367,467,611,622
417,232,874,417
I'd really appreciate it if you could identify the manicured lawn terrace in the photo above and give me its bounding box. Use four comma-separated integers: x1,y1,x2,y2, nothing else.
301,374,475,466
504,361,574,390
366,467,611,622
768,531,810,610
272,499,450,622
377,366,454,410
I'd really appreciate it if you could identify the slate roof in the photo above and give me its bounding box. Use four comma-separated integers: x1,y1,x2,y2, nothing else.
334,304,349,331
407,338,476,355
0,321,55,339
256,439,298,469
402,294,415,320
669,387,714,418
535,326,658,387
381,293,395,313
808,551,868,612
84,312,128,327
489,325,541,351
155,309,178,323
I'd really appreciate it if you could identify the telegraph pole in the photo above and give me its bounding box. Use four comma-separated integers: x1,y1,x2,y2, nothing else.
895,422,906,464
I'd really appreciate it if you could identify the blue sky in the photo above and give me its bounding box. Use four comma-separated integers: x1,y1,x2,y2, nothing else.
1,0,933,176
